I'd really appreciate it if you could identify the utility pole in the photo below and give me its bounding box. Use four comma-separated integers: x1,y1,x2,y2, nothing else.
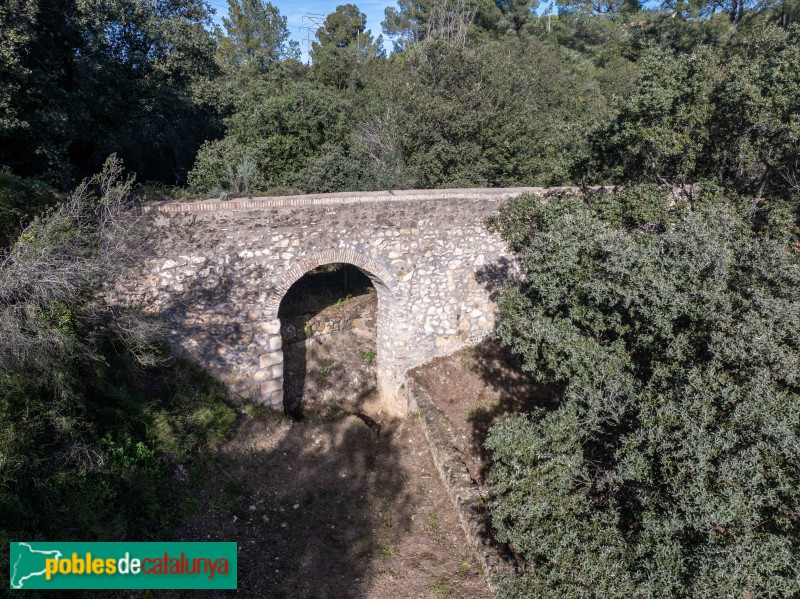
301,13,325,65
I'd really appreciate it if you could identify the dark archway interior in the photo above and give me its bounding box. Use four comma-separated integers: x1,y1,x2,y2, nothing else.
278,263,378,419
278,264,373,319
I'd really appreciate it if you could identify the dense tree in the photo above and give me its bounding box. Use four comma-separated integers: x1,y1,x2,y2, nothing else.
0,158,235,552
495,0,540,32
313,4,373,51
391,38,609,187
216,0,299,72
383,0,434,49
662,0,758,21
311,4,384,88
0,0,35,135
588,23,800,204
487,187,800,597
189,78,356,192
0,0,218,186
557,0,641,15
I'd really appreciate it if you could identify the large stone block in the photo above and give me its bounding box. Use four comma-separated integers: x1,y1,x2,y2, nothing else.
260,380,281,396
269,390,284,408
259,352,281,368
257,320,281,335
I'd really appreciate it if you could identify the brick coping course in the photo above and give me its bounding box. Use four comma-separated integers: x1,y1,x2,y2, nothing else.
147,186,606,213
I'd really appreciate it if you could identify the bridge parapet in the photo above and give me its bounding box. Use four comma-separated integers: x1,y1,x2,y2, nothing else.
146,187,586,214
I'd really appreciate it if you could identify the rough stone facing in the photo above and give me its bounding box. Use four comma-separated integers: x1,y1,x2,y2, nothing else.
108,188,553,414
407,380,514,593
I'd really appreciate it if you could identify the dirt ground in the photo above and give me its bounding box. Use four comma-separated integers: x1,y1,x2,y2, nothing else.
281,293,381,420
149,271,556,599
410,341,563,487
155,286,490,598
168,406,490,599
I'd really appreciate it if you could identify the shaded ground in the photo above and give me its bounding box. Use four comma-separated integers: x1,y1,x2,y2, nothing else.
168,408,489,598
410,340,563,486
281,293,379,419
278,264,380,418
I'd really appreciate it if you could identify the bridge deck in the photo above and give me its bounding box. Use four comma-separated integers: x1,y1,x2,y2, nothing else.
146,186,601,213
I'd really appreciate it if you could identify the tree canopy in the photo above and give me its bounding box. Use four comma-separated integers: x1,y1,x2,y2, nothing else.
488,186,800,596
216,0,299,72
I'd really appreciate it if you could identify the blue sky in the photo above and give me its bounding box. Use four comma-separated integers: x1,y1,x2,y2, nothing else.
204,0,564,61
204,0,397,61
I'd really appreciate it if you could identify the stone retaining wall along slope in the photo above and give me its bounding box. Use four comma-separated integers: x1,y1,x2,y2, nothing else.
406,379,515,594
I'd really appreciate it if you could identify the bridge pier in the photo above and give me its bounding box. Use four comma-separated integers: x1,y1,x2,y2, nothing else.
253,318,285,409
247,322,409,416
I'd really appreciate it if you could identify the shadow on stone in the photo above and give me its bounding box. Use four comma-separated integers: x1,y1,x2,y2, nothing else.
277,264,377,419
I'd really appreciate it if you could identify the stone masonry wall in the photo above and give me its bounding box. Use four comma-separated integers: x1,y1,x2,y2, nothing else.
107,187,564,414
281,297,377,345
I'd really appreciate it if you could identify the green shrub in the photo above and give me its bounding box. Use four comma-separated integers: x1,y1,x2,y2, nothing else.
0,160,236,582
0,167,54,247
187,138,270,195
0,348,235,545
487,188,800,597
358,350,377,366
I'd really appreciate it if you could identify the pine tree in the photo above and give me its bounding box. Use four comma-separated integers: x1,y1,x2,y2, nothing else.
216,0,298,72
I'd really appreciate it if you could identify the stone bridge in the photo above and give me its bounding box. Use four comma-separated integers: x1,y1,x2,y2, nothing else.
111,188,556,415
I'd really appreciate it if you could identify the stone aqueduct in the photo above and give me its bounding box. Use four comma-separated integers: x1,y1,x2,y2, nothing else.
111,188,552,415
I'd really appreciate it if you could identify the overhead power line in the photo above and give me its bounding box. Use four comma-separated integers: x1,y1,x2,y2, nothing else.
300,13,326,64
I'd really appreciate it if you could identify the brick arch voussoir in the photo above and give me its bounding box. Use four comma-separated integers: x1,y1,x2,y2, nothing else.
264,249,397,318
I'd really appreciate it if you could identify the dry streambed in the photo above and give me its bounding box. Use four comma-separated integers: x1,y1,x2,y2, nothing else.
155,296,548,598
173,408,489,599
164,294,490,598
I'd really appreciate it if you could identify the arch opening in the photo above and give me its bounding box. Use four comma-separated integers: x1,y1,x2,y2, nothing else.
264,250,400,420
278,263,379,419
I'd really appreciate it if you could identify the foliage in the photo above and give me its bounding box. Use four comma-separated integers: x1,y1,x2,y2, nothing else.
311,4,384,89
0,167,54,248
393,38,607,187
0,156,160,379
0,349,235,545
383,0,436,49
586,46,718,185
0,0,36,134
661,0,759,21
557,0,640,15
358,350,377,366
216,0,300,72
189,79,355,192
588,24,800,204
3,0,798,196
0,0,219,186
494,0,540,33
487,187,800,596
0,158,235,562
